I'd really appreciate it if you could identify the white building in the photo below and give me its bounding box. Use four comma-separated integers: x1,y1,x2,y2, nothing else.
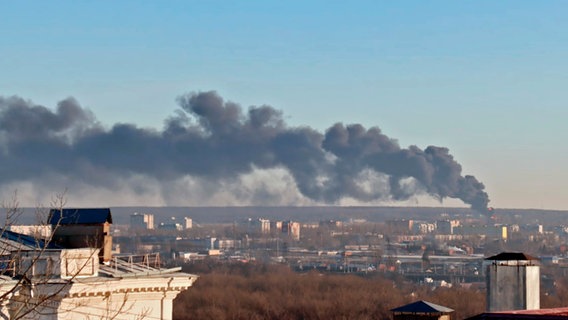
0,208,197,319
184,217,193,229
258,218,270,234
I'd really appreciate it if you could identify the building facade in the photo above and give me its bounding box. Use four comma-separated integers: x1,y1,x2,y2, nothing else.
0,208,197,319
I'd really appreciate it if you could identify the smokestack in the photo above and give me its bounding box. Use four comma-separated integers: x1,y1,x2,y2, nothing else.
0,91,490,209
485,252,540,312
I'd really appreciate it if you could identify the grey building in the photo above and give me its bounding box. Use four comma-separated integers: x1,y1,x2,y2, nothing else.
485,252,540,312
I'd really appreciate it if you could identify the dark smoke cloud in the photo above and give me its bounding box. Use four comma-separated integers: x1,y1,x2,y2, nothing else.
0,91,489,210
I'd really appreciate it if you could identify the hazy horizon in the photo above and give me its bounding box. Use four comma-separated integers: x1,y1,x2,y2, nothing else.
2,1,567,209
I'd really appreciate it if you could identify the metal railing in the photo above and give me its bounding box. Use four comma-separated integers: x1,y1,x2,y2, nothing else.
110,253,161,274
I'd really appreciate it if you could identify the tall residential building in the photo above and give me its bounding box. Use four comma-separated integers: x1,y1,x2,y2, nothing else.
259,218,270,234
184,217,193,229
130,212,154,230
246,218,270,234
282,221,301,241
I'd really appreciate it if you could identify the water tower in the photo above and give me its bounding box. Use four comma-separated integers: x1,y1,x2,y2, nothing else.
485,252,539,312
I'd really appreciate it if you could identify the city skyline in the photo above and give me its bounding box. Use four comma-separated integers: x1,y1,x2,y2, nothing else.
1,1,567,209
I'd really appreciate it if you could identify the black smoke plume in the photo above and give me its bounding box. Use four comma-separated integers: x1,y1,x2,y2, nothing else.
0,92,489,210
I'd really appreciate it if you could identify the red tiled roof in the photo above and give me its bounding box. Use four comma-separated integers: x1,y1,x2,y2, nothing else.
496,307,568,315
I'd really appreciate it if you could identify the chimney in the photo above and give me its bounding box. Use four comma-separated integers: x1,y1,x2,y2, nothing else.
485,252,540,312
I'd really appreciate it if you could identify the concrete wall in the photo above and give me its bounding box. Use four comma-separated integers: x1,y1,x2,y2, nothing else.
13,248,99,279
486,263,539,311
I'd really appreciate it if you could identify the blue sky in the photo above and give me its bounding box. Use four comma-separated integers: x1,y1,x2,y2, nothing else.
1,1,567,209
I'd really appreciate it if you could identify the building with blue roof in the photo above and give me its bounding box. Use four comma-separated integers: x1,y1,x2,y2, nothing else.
48,208,113,263
48,208,112,225
391,300,454,320
0,208,197,319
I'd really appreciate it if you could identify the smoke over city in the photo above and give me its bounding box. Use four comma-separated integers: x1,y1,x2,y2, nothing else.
0,92,489,210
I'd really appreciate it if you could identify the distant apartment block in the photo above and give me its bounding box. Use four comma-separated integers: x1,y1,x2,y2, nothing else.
454,225,505,239
522,224,544,234
412,221,436,234
130,212,154,230
215,239,242,250
271,221,283,232
319,220,343,228
282,221,301,241
159,217,183,231
184,217,193,229
258,218,270,234
436,220,460,235
184,237,216,250
386,219,413,234
302,222,319,229
244,218,271,234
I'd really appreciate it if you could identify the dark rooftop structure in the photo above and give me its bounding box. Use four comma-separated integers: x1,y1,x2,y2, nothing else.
48,208,113,225
486,252,538,262
48,208,113,263
391,300,454,320
485,252,541,312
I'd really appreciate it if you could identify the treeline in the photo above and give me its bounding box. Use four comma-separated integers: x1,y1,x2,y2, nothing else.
173,261,485,320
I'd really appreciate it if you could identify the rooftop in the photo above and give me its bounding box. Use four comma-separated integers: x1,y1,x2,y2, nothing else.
485,252,538,261
0,228,61,250
391,300,454,314
48,208,113,225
